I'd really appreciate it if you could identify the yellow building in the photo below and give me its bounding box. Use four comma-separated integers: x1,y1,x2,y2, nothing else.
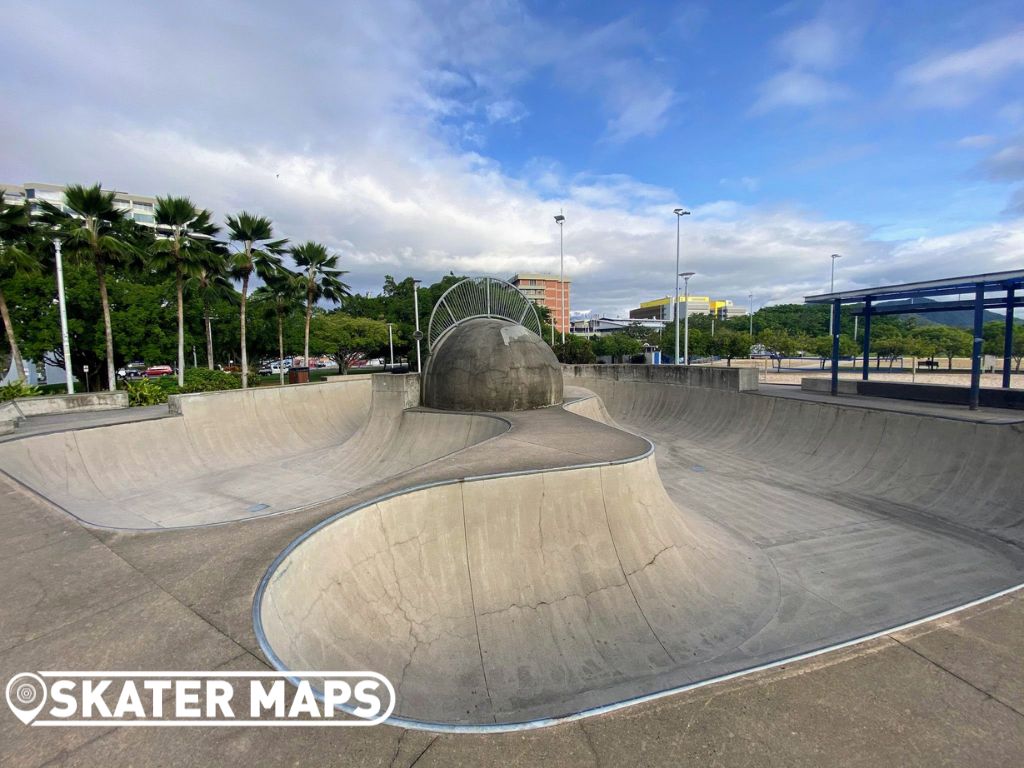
629,296,746,320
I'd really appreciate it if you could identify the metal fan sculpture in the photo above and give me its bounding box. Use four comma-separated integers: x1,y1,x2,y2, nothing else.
427,277,544,350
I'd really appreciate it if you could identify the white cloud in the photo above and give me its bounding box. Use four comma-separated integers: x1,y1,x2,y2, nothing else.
2,1,1021,318
980,141,1024,181
751,8,864,114
604,87,677,144
956,134,997,148
776,20,841,70
899,30,1024,107
752,70,848,113
485,99,529,125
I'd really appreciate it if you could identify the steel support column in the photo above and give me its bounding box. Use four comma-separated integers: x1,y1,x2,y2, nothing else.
861,299,871,381
1003,287,1015,389
970,286,984,410
831,299,841,396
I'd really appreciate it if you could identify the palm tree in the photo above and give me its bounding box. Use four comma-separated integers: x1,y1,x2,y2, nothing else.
152,197,221,387
40,184,136,391
189,254,236,369
290,242,350,367
225,213,287,388
0,191,40,383
253,268,303,386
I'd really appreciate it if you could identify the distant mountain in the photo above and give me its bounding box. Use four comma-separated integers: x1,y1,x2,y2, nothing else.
875,297,1015,329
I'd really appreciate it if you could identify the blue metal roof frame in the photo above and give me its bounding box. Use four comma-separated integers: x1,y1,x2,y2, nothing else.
805,269,1024,305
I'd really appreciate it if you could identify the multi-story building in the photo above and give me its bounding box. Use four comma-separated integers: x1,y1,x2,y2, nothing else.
569,317,666,336
509,273,571,333
1,182,159,227
629,296,747,321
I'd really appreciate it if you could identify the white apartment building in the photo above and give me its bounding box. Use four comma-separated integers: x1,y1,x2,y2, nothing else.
1,182,159,226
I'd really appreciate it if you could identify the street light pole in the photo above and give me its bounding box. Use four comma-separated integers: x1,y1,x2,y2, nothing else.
54,239,74,394
412,279,422,374
681,272,695,365
554,212,566,344
748,292,754,337
672,208,690,364
829,253,842,336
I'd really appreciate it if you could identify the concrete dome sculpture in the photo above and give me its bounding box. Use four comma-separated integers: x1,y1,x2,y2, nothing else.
422,278,562,412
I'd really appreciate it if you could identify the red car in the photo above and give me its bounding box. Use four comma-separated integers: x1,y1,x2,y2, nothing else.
144,365,174,377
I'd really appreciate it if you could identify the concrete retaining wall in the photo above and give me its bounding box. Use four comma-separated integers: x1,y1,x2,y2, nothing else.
859,380,1024,409
563,364,758,392
0,401,21,434
800,377,1024,409
801,378,858,395
11,391,128,417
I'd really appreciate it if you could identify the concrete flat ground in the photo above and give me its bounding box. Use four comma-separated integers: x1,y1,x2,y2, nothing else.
1,371,1022,764
0,404,170,442
1,467,1020,765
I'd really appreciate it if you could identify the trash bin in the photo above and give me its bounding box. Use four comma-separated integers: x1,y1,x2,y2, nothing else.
288,367,310,384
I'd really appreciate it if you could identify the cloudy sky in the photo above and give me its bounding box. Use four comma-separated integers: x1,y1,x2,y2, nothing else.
2,0,1023,316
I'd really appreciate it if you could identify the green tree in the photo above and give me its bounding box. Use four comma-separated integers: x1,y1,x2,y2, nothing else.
553,334,596,364
225,212,287,387
0,191,40,382
152,197,221,386
41,184,142,390
807,334,859,368
593,333,642,363
660,323,711,363
710,330,750,367
757,328,797,370
253,268,304,385
911,326,973,370
290,241,351,367
188,253,237,369
310,314,390,373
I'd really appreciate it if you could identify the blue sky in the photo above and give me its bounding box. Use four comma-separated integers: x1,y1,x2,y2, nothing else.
2,0,1023,315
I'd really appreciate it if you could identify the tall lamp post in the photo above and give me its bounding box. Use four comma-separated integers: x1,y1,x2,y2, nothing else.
672,208,690,364
412,279,423,374
679,272,695,365
54,239,74,394
748,292,754,337
828,253,842,335
554,212,566,344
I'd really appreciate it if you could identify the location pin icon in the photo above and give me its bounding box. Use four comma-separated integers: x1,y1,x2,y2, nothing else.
6,673,48,725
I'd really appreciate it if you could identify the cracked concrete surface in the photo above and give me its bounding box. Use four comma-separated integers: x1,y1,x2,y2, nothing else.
257,367,1024,728
2,366,1023,765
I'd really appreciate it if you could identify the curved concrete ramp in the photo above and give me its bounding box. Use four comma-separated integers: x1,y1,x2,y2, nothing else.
0,376,507,529
258,454,779,726
563,366,1024,544
257,369,1024,729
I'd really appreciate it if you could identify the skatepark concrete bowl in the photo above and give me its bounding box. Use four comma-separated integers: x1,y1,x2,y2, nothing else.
0,375,509,528
423,317,563,411
254,365,1024,731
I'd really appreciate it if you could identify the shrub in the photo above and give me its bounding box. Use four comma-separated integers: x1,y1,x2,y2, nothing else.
0,381,42,401
181,367,242,393
246,370,261,388
155,377,182,394
124,379,169,407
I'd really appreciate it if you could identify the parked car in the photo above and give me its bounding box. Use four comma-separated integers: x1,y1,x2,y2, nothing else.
258,361,291,375
117,363,147,381
144,365,174,377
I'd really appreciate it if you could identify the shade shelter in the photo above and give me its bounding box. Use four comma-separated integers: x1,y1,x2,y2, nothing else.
805,269,1024,410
